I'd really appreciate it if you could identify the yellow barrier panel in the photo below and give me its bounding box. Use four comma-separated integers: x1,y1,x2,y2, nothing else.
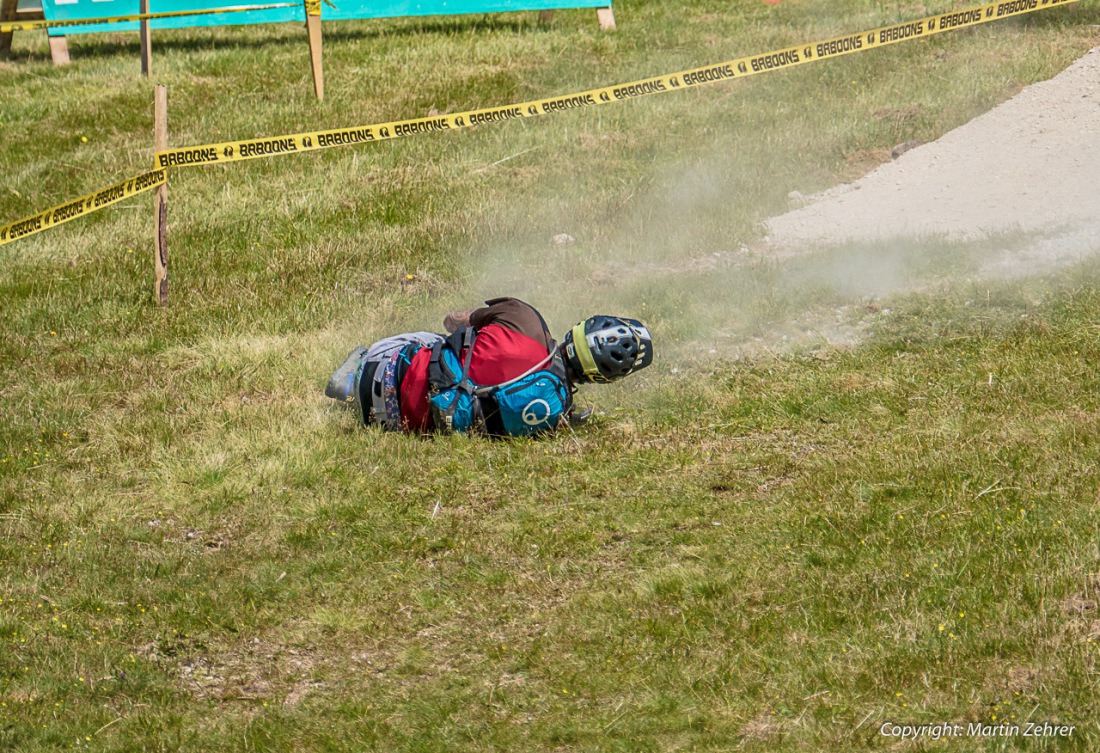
156,0,1080,169
0,3,298,34
0,170,166,246
0,0,1081,248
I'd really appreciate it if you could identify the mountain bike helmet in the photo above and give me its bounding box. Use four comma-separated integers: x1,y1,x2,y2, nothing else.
563,315,653,384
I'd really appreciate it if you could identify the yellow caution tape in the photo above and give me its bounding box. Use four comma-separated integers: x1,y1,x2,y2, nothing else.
0,0,1081,248
0,3,299,34
156,0,1080,169
304,0,322,17
0,169,165,247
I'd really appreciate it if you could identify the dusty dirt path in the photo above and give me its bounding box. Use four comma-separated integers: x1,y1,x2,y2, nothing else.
763,46,1100,263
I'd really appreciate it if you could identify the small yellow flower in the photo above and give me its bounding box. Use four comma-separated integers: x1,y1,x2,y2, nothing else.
81,136,88,143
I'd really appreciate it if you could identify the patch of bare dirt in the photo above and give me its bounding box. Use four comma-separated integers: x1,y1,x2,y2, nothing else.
173,637,325,702
764,47,1100,269
1006,666,1042,694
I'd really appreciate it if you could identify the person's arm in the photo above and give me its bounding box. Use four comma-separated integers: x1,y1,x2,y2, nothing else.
443,309,476,333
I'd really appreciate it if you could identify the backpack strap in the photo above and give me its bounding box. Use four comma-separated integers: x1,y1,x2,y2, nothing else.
426,340,454,390
459,325,477,376
428,326,478,391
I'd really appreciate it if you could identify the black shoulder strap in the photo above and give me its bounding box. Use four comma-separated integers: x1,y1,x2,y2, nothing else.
428,327,479,392
460,326,477,375
427,340,455,390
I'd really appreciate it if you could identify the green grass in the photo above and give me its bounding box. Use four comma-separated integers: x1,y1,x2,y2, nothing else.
3,1,1100,750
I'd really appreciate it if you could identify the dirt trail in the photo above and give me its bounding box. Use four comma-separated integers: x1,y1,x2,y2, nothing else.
763,46,1100,262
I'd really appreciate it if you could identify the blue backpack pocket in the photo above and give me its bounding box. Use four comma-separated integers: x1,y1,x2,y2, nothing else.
429,388,476,434
493,371,570,437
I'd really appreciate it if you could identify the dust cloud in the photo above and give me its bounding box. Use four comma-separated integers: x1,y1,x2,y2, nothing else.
455,45,1100,361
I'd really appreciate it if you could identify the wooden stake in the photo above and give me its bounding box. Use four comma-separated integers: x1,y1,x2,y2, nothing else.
0,0,57,59
305,0,323,101
48,36,70,65
0,0,17,57
537,9,553,26
596,6,615,31
153,85,168,306
139,0,152,76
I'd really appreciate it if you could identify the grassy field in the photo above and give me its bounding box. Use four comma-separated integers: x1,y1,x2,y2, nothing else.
3,0,1100,750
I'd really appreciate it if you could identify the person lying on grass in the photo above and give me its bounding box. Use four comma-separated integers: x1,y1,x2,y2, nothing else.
326,296,653,437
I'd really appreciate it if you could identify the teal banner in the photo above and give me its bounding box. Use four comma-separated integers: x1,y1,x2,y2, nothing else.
41,0,608,36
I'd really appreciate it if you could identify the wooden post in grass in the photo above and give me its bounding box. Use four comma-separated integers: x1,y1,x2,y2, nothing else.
139,0,152,77
596,6,615,31
47,32,70,65
1,0,66,61
0,0,17,57
153,85,169,306
305,0,323,101
538,8,615,30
